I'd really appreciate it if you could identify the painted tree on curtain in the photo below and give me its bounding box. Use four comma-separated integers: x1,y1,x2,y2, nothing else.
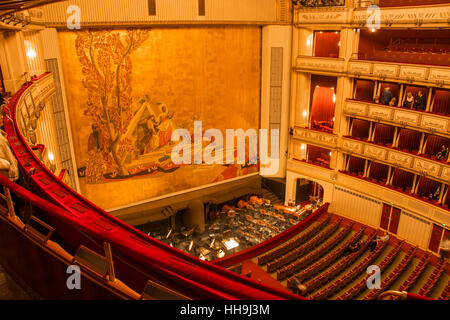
75,30,150,181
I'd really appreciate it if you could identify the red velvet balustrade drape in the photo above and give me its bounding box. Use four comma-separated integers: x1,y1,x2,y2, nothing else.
368,162,389,182
310,86,335,132
373,124,395,146
351,119,370,140
433,89,450,115
391,168,414,190
397,129,421,153
416,176,441,199
354,79,374,102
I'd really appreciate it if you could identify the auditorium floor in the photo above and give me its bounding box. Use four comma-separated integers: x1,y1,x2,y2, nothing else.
0,263,38,300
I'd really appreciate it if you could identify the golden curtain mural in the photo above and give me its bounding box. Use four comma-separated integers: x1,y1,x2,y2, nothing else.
58,27,261,209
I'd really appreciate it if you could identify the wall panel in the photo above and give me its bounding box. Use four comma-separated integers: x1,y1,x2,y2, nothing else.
332,186,382,228
397,211,432,250
41,0,278,25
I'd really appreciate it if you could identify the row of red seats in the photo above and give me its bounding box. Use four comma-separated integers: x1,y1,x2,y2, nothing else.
257,215,331,265
438,280,450,300
397,253,431,292
276,222,352,281
384,47,450,54
310,238,394,300
363,246,417,300
388,253,431,300
334,241,404,300
267,221,341,274
418,259,448,297
303,230,379,297
287,226,366,288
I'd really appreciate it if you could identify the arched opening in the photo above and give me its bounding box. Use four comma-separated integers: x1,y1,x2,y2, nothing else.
294,178,324,207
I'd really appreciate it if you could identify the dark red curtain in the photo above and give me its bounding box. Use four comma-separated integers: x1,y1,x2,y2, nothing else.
310,86,335,132
314,31,340,58
351,119,370,140
348,156,365,176
424,135,450,158
368,162,389,182
373,123,395,146
354,79,375,102
433,89,450,115
416,176,441,199
391,168,414,190
397,129,421,153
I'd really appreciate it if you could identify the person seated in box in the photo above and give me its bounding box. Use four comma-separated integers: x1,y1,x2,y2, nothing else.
436,145,448,161
403,92,414,109
389,97,398,107
413,91,427,111
381,87,393,105
429,187,441,202
373,95,381,104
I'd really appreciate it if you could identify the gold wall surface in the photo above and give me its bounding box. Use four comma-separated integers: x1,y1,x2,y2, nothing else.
58,27,261,210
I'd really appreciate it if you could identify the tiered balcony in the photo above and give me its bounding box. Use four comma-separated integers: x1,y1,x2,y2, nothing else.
296,55,346,75
341,137,450,184
292,126,338,148
344,99,450,136
287,159,450,224
294,2,450,28
348,60,450,88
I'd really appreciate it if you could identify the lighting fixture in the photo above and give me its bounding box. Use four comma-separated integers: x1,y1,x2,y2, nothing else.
217,250,225,258
223,238,239,251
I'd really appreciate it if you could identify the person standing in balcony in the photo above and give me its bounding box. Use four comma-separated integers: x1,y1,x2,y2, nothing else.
413,91,427,111
440,237,450,261
381,87,392,105
403,92,415,109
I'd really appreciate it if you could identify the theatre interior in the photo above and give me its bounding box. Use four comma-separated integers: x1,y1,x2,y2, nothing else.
0,0,449,301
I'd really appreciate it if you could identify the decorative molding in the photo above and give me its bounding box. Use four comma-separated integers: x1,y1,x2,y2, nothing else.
344,100,450,137
363,144,388,161
347,60,450,89
296,55,345,74
339,137,449,183
292,126,338,147
294,4,450,27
